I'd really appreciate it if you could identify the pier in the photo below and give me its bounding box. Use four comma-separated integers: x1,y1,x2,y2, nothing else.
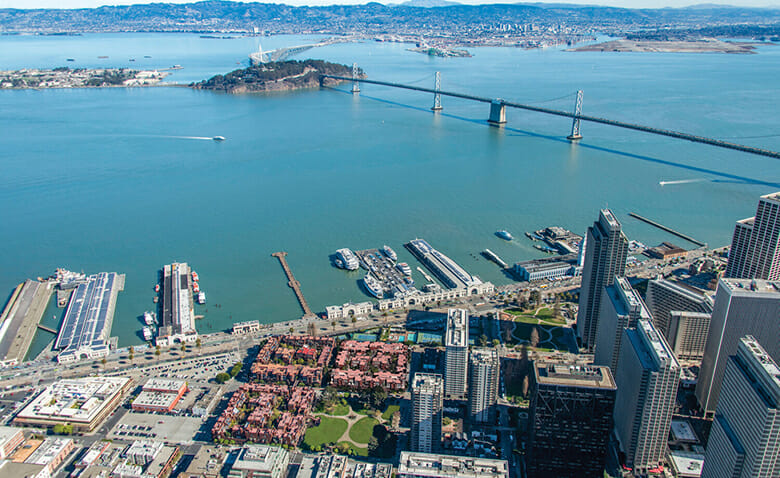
0,280,54,366
272,252,317,320
628,212,706,247
36,324,57,334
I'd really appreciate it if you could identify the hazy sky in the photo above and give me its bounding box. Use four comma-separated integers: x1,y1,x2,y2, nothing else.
1,0,779,8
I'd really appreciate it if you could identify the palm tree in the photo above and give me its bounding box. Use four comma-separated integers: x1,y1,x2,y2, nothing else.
101,357,107,370
331,321,336,332
195,337,202,356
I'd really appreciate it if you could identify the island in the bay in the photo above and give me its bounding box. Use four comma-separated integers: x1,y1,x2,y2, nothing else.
0,67,167,89
190,59,362,93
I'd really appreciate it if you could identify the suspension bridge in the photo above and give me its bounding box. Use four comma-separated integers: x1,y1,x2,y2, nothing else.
249,38,345,64
321,66,780,160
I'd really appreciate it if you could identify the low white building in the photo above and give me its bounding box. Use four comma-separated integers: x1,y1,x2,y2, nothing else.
397,452,508,478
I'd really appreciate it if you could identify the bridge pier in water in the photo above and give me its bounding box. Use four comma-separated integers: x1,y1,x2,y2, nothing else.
487,100,506,125
431,71,442,111
567,90,584,141
351,63,360,94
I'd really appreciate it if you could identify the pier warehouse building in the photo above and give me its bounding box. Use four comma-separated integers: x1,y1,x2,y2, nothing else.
55,272,124,364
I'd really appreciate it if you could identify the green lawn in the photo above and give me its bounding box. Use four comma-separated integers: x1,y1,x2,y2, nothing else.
512,322,571,351
304,417,348,449
381,405,400,421
325,402,350,416
349,417,378,444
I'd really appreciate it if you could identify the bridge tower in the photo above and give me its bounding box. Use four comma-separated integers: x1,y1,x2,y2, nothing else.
488,99,506,126
431,71,442,111
567,90,584,141
351,63,360,94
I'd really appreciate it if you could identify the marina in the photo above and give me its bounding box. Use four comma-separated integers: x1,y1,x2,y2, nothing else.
354,247,417,299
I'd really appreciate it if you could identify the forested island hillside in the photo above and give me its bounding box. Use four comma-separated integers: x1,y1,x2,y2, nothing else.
190,59,360,93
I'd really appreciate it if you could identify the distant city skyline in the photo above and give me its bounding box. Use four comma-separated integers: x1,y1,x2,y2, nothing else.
2,0,780,9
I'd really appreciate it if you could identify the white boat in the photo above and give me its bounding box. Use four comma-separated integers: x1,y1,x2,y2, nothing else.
335,248,360,270
496,230,513,241
197,291,206,304
143,311,155,325
142,326,153,341
382,245,398,262
362,274,384,299
396,262,413,277
212,136,225,141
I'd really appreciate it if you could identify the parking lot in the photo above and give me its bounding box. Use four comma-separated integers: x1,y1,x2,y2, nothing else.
117,352,240,383
108,413,205,444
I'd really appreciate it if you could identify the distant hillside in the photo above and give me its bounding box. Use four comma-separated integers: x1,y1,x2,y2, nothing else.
190,59,359,93
1,0,779,34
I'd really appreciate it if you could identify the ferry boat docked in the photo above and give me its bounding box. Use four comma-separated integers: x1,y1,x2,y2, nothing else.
335,248,360,270
192,271,199,281
382,245,398,262
143,311,156,325
193,282,200,293
154,284,160,293
197,291,206,304
496,230,513,241
362,274,384,299
142,326,154,341
396,262,413,277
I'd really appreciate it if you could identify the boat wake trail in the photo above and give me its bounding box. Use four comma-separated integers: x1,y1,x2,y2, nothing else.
659,178,709,186
160,135,215,141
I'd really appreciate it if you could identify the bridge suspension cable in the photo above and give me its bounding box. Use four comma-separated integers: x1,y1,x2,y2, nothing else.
320,74,780,160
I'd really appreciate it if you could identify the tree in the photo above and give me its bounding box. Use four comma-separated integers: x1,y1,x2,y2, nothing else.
154,348,161,361
492,339,500,348
351,316,357,325
289,327,294,334
479,334,488,347
331,321,336,331
216,372,231,384
529,290,541,306
530,327,540,348
101,357,107,369
181,343,187,353
553,293,561,319
196,337,202,349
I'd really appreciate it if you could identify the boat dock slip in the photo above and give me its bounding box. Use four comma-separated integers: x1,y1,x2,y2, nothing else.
272,252,317,319
628,212,706,247
0,280,54,367
355,248,417,298
55,272,124,364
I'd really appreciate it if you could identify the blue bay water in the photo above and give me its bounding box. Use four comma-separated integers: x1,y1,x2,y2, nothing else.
1,33,779,354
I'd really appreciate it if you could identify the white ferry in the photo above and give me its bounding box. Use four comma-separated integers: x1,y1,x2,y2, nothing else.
143,311,156,325
496,230,513,241
142,326,154,341
396,262,413,277
198,291,206,304
362,274,384,299
335,248,360,270
382,245,398,262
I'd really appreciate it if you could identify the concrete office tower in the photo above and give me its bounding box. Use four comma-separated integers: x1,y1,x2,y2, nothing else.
411,373,443,453
725,192,780,280
696,278,780,415
594,276,651,373
528,363,616,478
702,337,780,478
577,209,629,350
445,308,469,400
468,348,499,424
613,320,680,476
645,278,713,361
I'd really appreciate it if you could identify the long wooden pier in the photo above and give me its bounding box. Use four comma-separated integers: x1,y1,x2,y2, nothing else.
36,323,57,334
628,212,706,247
272,252,317,320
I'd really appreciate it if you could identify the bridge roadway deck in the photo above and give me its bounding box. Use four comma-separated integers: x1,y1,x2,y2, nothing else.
321,75,780,160
272,252,317,320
